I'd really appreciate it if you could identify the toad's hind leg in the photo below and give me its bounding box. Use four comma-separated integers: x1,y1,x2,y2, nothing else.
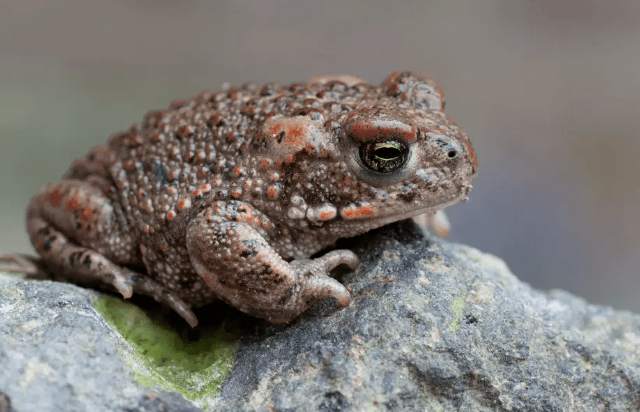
27,180,198,327
186,201,360,323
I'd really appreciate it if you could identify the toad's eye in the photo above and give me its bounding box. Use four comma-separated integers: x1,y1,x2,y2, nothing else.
359,140,409,173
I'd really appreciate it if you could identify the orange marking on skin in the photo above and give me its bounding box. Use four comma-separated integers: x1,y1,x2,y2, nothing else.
177,198,191,211
348,124,378,142
342,205,375,219
245,215,254,223
231,189,242,198
319,210,336,220
50,189,61,207
360,205,375,216
80,207,93,222
268,187,277,197
285,155,294,164
342,208,359,218
66,197,79,211
275,160,283,169
348,120,416,143
166,210,176,221
261,159,271,168
203,275,215,287
268,124,281,135
282,125,307,145
233,167,241,176
462,139,479,171
383,71,401,87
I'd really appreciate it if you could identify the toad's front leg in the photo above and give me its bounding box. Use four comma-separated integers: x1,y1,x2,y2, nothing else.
186,201,359,323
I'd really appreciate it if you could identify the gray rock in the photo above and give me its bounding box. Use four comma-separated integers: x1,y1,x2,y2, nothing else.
2,221,640,411
0,270,203,412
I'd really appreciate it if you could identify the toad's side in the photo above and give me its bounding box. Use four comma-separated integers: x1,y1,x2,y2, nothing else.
23,71,478,327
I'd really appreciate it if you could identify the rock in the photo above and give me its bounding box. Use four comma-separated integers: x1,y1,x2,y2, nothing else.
0,270,205,412
1,220,640,411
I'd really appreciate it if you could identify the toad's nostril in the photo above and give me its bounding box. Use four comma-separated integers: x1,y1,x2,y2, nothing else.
447,150,458,159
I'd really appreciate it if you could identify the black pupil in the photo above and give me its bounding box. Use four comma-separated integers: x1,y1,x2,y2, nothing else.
375,147,401,160
360,140,409,173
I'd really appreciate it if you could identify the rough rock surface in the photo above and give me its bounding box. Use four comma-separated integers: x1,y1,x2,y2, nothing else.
0,270,203,412
2,221,640,411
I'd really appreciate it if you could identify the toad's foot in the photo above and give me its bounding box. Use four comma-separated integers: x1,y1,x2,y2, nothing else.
187,201,360,324
412,210,451,238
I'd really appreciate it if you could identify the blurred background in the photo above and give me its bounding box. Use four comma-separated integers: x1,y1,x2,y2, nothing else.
1,0,638,311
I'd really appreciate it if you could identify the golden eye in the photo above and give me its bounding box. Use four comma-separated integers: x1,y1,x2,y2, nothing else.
359,140,409,173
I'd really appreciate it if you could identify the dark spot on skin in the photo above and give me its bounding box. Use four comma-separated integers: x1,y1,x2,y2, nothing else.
180,277,196,291
152,159,170,188
397,190,417,203
277,288,294,305
68,251,83,266
252,136,268,150
276,131,285,144
43,237,54,252
260,85,275,97
116,206,131,230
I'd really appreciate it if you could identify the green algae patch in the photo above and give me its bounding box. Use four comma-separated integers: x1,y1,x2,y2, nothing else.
94,295,237,409
449,296,466,332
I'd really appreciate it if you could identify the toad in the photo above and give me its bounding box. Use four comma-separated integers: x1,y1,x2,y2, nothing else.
10,71,478,327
